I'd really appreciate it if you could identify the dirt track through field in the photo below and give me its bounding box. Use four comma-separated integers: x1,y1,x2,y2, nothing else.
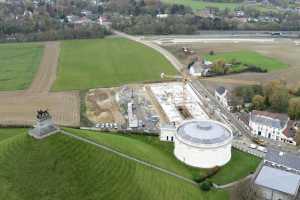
0,42,80,127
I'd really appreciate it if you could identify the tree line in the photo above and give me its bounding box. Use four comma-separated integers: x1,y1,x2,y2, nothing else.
0,0,111,42
234,80,300,120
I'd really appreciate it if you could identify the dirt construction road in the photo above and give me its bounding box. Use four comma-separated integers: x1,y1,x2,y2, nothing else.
0,42,80,127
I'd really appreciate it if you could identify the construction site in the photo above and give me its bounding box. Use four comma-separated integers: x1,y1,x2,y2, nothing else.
84,71,217,135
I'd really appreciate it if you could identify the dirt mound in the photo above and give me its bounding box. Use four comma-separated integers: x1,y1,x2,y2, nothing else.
85,88,125,124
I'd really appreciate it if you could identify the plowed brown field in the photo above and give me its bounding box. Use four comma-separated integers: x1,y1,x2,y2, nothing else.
0,42,80,127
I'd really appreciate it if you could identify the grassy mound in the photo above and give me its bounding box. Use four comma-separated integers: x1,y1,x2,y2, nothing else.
0,128,25,142
0,130,228,200
65,128,261,185
205,51,288,72
53,38,176,91
0,43,43,91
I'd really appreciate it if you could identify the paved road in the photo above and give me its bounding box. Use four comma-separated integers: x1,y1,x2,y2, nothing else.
115,30,300,154
61,130,197,186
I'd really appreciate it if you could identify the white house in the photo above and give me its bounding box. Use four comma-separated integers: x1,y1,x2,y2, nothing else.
156,14,168,18
215,87,235,111
189,61,211,77
249,110,296,145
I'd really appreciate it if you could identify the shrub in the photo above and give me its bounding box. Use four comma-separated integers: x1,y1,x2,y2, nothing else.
200,181,212,191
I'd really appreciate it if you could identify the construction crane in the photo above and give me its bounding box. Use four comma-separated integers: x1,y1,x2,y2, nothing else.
160,72,195,105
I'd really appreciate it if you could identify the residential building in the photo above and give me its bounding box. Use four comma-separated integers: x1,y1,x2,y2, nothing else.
188,61,211,77
214,87,238,112
253,149,300,200
249,110,296,145
235,10,245,17
156,14,168,18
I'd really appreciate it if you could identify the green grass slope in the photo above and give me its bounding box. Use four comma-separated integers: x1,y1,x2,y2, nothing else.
0,128,25,142
65,128,261,185
162,0,240,10
53,38,176,91
0,130,228,200
205,51,288,72
0,43,43,91
209,149,261,185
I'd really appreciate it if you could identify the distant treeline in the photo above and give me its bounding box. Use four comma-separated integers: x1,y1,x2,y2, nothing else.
0,25,111,43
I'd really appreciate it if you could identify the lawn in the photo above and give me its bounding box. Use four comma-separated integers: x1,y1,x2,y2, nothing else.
53,38,176,91
205,51,288,72
209,149,261,185
162,0,241,10
0,129,228,200
65,128,261,185
0,128,25,142
0,43,43,91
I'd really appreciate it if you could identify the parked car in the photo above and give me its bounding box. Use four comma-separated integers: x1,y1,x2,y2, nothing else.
113,123,118,129
257,146,267,153
249,144,257,149
253,137,266,146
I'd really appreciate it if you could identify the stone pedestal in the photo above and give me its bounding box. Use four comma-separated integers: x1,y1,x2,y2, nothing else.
29,114,59,139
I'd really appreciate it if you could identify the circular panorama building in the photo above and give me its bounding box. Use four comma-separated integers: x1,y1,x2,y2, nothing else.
174,119,233,169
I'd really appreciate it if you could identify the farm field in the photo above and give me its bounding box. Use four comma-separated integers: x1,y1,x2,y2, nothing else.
163,38,300,87
53,38,176,91
0,42,80,127
162,0,240,10
0,129,228,200
65,128,261,185
0,43,43,91
205,51,288,72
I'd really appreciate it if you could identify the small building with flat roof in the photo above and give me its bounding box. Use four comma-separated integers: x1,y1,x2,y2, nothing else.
254,166,300,200
253,149,300,200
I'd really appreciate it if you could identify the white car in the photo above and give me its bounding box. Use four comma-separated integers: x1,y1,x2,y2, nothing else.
95,123,100,128
113,123,118,129
249,144,257,149
257,146,267,153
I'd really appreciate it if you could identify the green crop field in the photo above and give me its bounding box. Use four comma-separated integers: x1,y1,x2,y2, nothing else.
0,43,43,91
205,51,288,72
65,128,261,185
0,129,228,200
53,38,176,91
162,0,241,10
